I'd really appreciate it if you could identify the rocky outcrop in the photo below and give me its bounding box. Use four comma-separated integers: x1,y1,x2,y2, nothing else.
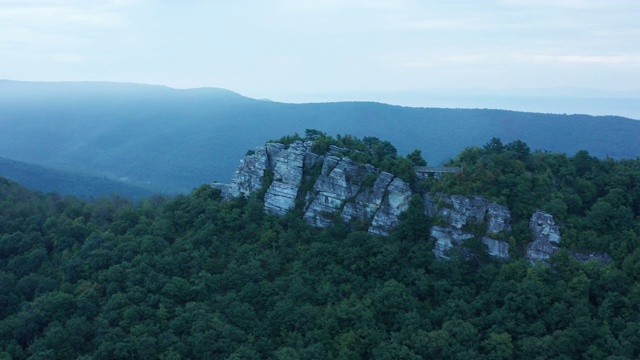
482,237,510,260
425,193,511,260
525,210,613,264
368,177,412,236
217,141,414,235
303,157,376,227
263,142,318,215
430,226,510,260
526,210,561,262
431,226,475,259
342,171,395,224
215,146,269,198
300,157,414,233
213,140,610,264
215,141,318,215
425,193,511,234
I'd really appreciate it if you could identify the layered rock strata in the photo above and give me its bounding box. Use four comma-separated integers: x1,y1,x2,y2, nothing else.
264,142,318,215
214,140,611,264
303,156,376,227
368,177,412,236
425,193,511,260
425,193,511,234
217,141,414,236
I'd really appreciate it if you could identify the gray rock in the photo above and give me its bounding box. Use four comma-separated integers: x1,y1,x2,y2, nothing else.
342,171,394,223
430,225,474,259
482,237,510,260
425,193,511,234
526,210,613,264
264,182,300,215
303,157,372,227
215,140,613,264
425,193,511,259
263,142,309,215
429,227,510,260
223,146,269,198
220,141,317,215
368,177,412,236
526,210,561,262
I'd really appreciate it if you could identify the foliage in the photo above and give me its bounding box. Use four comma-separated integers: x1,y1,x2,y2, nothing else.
430,138,640,256
1,135,640,358
270,130,427,186
0,157,155,200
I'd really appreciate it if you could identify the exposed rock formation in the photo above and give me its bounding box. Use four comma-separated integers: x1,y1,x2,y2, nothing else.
425,193,511,259
217,141,414,236
215,141,318,215
431,225,474,259
214,146,269,198
368,177,412,236
425,193,511,234
526,209,613,264
482,237,510,260
526,210,561,262
303,156,375,227
342,171,395,224
213,140,610,264
264,142,318,215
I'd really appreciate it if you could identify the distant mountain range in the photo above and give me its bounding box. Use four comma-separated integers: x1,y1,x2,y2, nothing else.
1,80,639,195
0,157,154,199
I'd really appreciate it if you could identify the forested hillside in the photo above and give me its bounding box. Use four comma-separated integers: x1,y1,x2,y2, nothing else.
1,138,640,359
1,80,639,195
0,157,154,199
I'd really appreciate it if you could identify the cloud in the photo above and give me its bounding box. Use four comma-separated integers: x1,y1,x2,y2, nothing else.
527,54,640,65
0,0,130,30
52,53,84,63
500,0,601,8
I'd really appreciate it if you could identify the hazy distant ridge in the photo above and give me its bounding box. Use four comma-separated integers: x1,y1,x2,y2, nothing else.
1,80,639,194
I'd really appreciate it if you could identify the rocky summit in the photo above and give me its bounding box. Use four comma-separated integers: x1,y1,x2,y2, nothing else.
214,140,610,263
215,141,414,236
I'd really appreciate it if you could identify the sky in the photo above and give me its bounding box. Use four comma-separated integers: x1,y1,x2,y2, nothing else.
1,0,640,113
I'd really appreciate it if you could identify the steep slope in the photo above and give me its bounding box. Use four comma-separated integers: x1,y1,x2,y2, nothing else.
1,80,639,194
215,139,612,263
0,157,155,199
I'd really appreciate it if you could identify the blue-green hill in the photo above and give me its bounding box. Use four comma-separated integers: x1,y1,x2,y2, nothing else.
1,80,639,194
0,157,155,199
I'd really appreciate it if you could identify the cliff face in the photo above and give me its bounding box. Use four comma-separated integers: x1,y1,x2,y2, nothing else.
214,140,610,263
216,141,414,236
425,193,511,260
526,210,561,262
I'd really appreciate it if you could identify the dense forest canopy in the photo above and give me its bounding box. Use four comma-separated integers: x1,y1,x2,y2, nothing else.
1,136,640,359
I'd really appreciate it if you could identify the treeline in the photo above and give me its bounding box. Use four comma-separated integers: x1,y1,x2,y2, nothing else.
433,138,640,258
0,138,640,359
271,129,427,185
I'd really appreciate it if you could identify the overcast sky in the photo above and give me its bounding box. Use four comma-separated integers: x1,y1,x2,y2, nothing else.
2,0,640,104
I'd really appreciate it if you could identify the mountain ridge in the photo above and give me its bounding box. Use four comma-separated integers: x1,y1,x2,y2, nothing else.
1,80,639,195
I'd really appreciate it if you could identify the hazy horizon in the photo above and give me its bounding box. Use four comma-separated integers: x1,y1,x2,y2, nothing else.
4,78,639,120
2,0,639,111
